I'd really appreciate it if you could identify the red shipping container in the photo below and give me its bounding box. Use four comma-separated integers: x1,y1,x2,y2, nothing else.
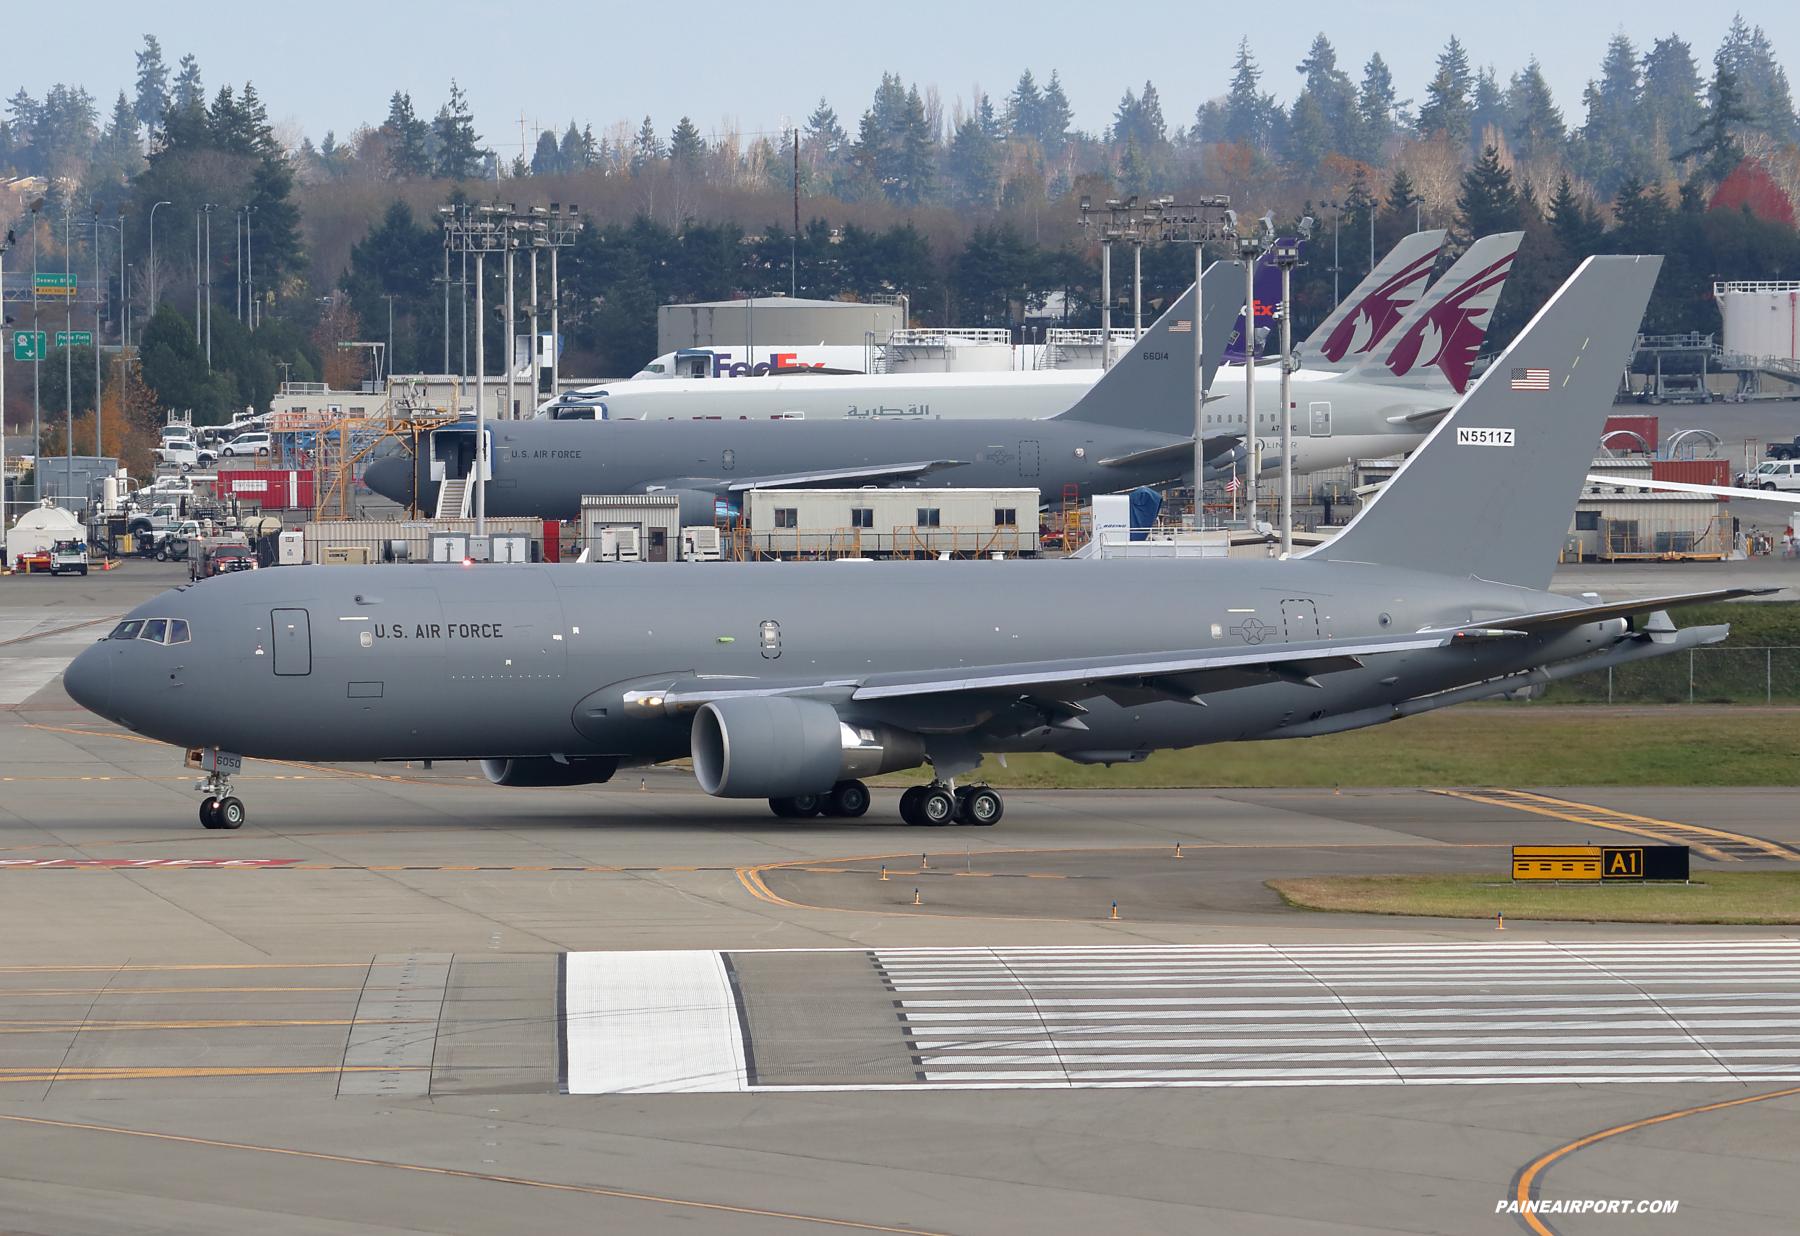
217,469,315,509
543,520,561,562
1651,459,1730,488
1601,415,1658,454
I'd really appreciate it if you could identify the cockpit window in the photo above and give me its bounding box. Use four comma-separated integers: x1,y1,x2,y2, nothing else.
117,618,191,644
168,619,191,644
110,620,145,640
140,619,168,643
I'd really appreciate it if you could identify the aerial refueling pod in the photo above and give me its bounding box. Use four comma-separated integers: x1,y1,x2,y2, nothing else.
481,756,620,787
691,697,926,798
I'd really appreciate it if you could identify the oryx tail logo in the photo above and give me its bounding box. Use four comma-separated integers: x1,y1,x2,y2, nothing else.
1383,251,1518,391
1319,251,1440,362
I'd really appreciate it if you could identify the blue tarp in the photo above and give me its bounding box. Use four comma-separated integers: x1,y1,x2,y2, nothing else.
1128,487,1163,540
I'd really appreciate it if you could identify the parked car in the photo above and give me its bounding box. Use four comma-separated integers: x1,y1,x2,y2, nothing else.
154,436,217,471
219,432,273,458
1738,461,1800,492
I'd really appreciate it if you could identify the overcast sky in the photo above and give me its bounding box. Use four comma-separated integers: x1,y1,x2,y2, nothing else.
12,3,1798,159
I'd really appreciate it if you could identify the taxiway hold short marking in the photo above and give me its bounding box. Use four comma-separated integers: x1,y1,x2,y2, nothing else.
1437,789,1800,861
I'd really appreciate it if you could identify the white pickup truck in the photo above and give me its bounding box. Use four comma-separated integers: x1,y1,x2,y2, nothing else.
154,436,216,472
1738,460,1800,492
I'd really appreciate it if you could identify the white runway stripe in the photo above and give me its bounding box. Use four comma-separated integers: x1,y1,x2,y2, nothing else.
876,941,1800,1089
563,951,747,1094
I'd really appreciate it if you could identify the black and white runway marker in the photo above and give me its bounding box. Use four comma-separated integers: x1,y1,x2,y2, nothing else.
562,942,1800,1093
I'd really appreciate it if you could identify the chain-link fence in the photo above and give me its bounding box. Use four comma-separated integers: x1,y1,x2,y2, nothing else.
1543,648,1800,704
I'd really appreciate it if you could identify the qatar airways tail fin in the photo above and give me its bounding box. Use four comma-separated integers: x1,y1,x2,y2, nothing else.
1349,231,1524,392
1298,230,1447,369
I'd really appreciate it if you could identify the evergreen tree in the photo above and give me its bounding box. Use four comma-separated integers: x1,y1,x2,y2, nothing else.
432,81,485,179
892,85,937,205
1509,59,1564,158
631,116,662,172
172,54,203,114
1224,39,1277,147
948,116,1000,206
1008,70,1043,142
1469,66,1507,151
1040,71,1073,151
1417,37,1473,143
1356,53,1398,161
1297,34,1357,155
1119,135,1150,194
1715,14,1798,142
1641,35,1706,162
89,91,141,184
1547,173,1602,254
384,92,432,177
976,92,1004,141
1285,91,1332,176
1680,65,1754,185
1608,176,1672,254
531,131,562,176
1456,144,1527,238
805,97,847,157
668,116,705,174
133,35,168,142
558,122,585,171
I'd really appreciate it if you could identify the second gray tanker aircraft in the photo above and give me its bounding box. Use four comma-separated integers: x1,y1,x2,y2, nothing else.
67,256,1765,830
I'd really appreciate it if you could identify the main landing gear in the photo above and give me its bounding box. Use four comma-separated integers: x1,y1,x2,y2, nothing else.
769,779,871,819
899,783,1002,827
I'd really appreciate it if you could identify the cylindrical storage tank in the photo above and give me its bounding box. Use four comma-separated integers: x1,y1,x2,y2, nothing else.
1716,281,1800,360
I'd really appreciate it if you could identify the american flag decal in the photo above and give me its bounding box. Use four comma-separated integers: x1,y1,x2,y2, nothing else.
1168,320,1192,333
1511,367,1550,390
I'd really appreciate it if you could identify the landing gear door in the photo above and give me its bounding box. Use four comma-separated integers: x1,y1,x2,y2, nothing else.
1309,402,1332,437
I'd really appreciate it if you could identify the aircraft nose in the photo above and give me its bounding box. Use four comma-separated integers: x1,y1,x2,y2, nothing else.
364,456,420,507
64,641,113,718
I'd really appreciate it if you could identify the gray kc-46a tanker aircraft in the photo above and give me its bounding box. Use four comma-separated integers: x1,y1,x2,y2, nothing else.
66,256,1769,830
362,258,1250,527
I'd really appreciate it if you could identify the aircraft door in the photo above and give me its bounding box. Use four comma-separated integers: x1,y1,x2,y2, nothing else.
271,609,312,675
1018,440,1040,477
1309,402,1332,437
1280,599,1319,642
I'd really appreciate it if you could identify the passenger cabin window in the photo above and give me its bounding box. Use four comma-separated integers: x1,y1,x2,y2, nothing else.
994,508,1017,526
773,508,799,528
850,508,873,528
916,509,941,527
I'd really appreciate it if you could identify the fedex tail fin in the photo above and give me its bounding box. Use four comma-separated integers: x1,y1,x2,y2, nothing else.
1299,230,1447,368
1054,259,1245,438
1221,244,1291,364
1305,255,1661,591
1351,232,1524,391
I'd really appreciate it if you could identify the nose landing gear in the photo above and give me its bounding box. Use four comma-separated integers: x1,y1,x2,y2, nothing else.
200,795,246,829
189,750,247,830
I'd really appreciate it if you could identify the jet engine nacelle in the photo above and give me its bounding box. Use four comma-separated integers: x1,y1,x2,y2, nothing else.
481,756,620,787
691,697,926,798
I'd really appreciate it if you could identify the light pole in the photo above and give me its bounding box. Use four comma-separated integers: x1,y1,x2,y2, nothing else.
1237,222,1270,521
1272,238,1305,555
200,204,216,368
94,203,104,460
1321,199,1342,308
1,227,11,527
64,201,73,484
148,200,171,309
245,205,257,328
31,197,42,505
381,295,397,385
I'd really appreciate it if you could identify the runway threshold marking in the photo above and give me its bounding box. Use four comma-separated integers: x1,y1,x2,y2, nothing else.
1507,1086,1800,1236
1435,789,1800,862
0,1113,963,1236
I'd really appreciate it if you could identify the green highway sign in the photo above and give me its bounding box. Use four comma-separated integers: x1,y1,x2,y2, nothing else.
12,331,47,361
35,273,76,295
55,331,94,348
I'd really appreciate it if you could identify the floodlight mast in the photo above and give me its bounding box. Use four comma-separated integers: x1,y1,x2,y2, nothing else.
1140,197,1235,518
1272,238,1304,555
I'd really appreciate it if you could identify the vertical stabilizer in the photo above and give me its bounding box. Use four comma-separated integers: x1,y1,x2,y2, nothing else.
1305,255,1661,591
1300,230,1448,368
1054,259,1245,438
1353,232,1524,391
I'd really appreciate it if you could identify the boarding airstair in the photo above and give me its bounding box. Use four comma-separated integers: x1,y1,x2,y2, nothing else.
435,476,472,520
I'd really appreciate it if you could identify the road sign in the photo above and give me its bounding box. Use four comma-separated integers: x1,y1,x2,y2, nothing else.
35,273,76,296
54,331,93,348
11,331,47,361
1511,845,1689,882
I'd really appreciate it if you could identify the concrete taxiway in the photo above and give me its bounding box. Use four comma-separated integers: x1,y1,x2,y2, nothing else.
1,562,1798,1234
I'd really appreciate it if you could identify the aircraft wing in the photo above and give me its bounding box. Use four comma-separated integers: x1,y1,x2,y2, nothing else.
1426,588,1781,635
640,630,1476,722
726,459,969,491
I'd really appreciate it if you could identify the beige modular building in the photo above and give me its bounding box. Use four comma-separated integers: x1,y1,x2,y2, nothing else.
741,487,1039,558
